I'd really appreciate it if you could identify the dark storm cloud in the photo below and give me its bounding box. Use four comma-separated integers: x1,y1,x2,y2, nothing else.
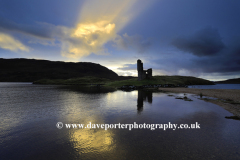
150,46,240,76
0,17,62,39
128,37,240,77
172,27,225,57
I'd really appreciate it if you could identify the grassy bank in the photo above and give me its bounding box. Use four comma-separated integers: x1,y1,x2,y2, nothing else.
105,76,213,87
33,75,214,87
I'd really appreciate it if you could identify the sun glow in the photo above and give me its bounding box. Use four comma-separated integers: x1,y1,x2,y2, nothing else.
72,21,116,47
61,0,146,60
73,21,115,37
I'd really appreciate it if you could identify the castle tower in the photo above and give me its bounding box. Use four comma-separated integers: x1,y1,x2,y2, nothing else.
137,59,143,81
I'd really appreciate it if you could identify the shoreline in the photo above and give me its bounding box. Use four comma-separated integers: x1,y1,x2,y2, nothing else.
159,88,240,118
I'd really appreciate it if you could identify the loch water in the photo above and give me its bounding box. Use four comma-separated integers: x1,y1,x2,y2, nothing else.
0,83,240,159
188,84,240,89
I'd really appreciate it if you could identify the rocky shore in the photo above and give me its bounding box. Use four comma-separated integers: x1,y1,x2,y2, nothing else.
159,88,240,118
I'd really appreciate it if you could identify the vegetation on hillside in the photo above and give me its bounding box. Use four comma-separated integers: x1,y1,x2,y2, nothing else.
0,58,118,82
215,78,240,84
105,76,214,87
34,75,214,87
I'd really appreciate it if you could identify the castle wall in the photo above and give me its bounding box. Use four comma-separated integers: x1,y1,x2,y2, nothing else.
147,68,152,78
142,70,147,79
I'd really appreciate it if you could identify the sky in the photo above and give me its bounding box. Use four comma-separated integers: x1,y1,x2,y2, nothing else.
0,0,240,81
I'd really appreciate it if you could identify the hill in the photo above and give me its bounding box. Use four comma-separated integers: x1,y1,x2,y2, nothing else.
0,58,119,82
33,75,214,87
215,78,240,84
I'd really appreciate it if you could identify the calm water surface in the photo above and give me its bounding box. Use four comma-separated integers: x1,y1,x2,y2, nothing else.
188,84,240,89
0,83,240,159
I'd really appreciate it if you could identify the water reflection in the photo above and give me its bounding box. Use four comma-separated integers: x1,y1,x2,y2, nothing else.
1,83,240,160
69,118,115,154
137,90,152,113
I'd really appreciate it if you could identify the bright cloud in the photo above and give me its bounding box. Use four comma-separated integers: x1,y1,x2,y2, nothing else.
0,32,29,52
0,0,152,61
61,0,151,60
61,21,116,59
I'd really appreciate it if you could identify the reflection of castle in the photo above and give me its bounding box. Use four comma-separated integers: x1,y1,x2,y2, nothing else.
137,90,152,113
137,59,152,81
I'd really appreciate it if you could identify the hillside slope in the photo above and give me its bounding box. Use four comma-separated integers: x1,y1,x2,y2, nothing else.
0,58,118,82
215,78,240,84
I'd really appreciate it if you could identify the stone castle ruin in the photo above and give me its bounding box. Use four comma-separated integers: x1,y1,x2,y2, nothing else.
137,59,152,81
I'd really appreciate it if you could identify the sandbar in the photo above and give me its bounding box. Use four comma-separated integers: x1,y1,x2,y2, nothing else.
159,88,240,117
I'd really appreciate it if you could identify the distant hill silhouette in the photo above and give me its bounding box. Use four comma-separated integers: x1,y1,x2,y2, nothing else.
0,58,123,82
215,78,240,84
